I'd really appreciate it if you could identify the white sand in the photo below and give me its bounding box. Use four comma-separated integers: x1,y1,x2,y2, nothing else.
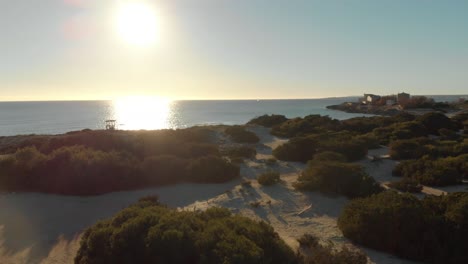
1,126,452,264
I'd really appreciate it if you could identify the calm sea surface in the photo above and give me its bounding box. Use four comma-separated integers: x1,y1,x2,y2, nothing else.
0,96,463,136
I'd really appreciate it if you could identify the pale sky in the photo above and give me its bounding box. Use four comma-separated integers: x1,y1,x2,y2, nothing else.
1,0,468,101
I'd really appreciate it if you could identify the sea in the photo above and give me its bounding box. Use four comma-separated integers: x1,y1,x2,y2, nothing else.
0,95,465,136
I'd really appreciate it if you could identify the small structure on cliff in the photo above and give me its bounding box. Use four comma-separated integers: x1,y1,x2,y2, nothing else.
397,92,410,103
363,94,381,104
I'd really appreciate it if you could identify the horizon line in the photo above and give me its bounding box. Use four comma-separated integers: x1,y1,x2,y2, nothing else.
0,94,467,103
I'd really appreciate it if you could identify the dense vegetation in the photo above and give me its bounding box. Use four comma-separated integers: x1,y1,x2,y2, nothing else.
392,154,468,186
387,178,422,193
0,127,217,157
264,112,458,164
270,115,340,138
297,234,367,264
338,191,468,263
257,171,281,186
247,114,288,127
0,146,239,195
0,128,241,195
224,125,260,143
273,132,368,162
75,198,298,264
294,159,382,198
221,145,257,159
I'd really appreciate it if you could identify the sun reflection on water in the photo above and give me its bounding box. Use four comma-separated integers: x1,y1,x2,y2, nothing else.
112,96,172,130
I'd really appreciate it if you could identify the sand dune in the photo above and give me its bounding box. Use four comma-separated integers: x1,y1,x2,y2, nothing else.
0,125,448,263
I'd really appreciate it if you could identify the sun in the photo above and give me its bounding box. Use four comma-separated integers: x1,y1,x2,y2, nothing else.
114,2,159,46
113,96,172,130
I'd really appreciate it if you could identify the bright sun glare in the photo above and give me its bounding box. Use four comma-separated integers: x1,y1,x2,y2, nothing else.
113,96,171,130
115,2,159,46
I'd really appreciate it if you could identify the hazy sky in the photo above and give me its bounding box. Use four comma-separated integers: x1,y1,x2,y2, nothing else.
1,0,468,101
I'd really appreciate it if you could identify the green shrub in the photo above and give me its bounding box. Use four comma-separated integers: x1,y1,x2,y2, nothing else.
257,171,281,186
75,200,298,264
273,136,317,162
387,178,422,193
392,155,467,186
265,157,277,166
222,145,256,159
389,138,432,160
225,125,260,143
312,151,347,162
0,128,219,159
188,156,240,183
0,146,239,195
317,139,367,161
247,114,288,127
417,112,457,135
271,115,340,138
297,234,367,264
338,191,468,263
354,134,381,149
294,161,382,198
141,155,188,185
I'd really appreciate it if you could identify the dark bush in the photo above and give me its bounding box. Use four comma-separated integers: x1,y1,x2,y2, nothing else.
187,156,240,183
451,112,468,129
297,234,367,264
0,146,240,195
222,145,257,159
257,171,281,186
273,133,368,163
392,155,467,186
273,137,317,162
389,138,432,160
372,121,428,144
75,200,298,264
318,139,368,162
312,151,347,162
338,191,468,263
141,155,188,185
0,128,219,159
387,178,422,193
247,114,288,127
294,161,382,198
354,134,381,149
225,125,260,143
417,112,457,135
271,115,340,138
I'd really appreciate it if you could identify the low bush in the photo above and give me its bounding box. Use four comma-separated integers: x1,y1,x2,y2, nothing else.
312,151,347,162
222,145,256,159
225,125,260,143
392,155,467,186
273,134,368,163
271,115,340,138
188,156,240,183
417,112,458,135
0,147,240,195
273,136,317,162
257,171,281,186
294,161,382,198
338,191,468,263
247,114,288,127
387,178,422,193
297,234,367,264
373,121,428,144
75,200,298,264
389,137,432,160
